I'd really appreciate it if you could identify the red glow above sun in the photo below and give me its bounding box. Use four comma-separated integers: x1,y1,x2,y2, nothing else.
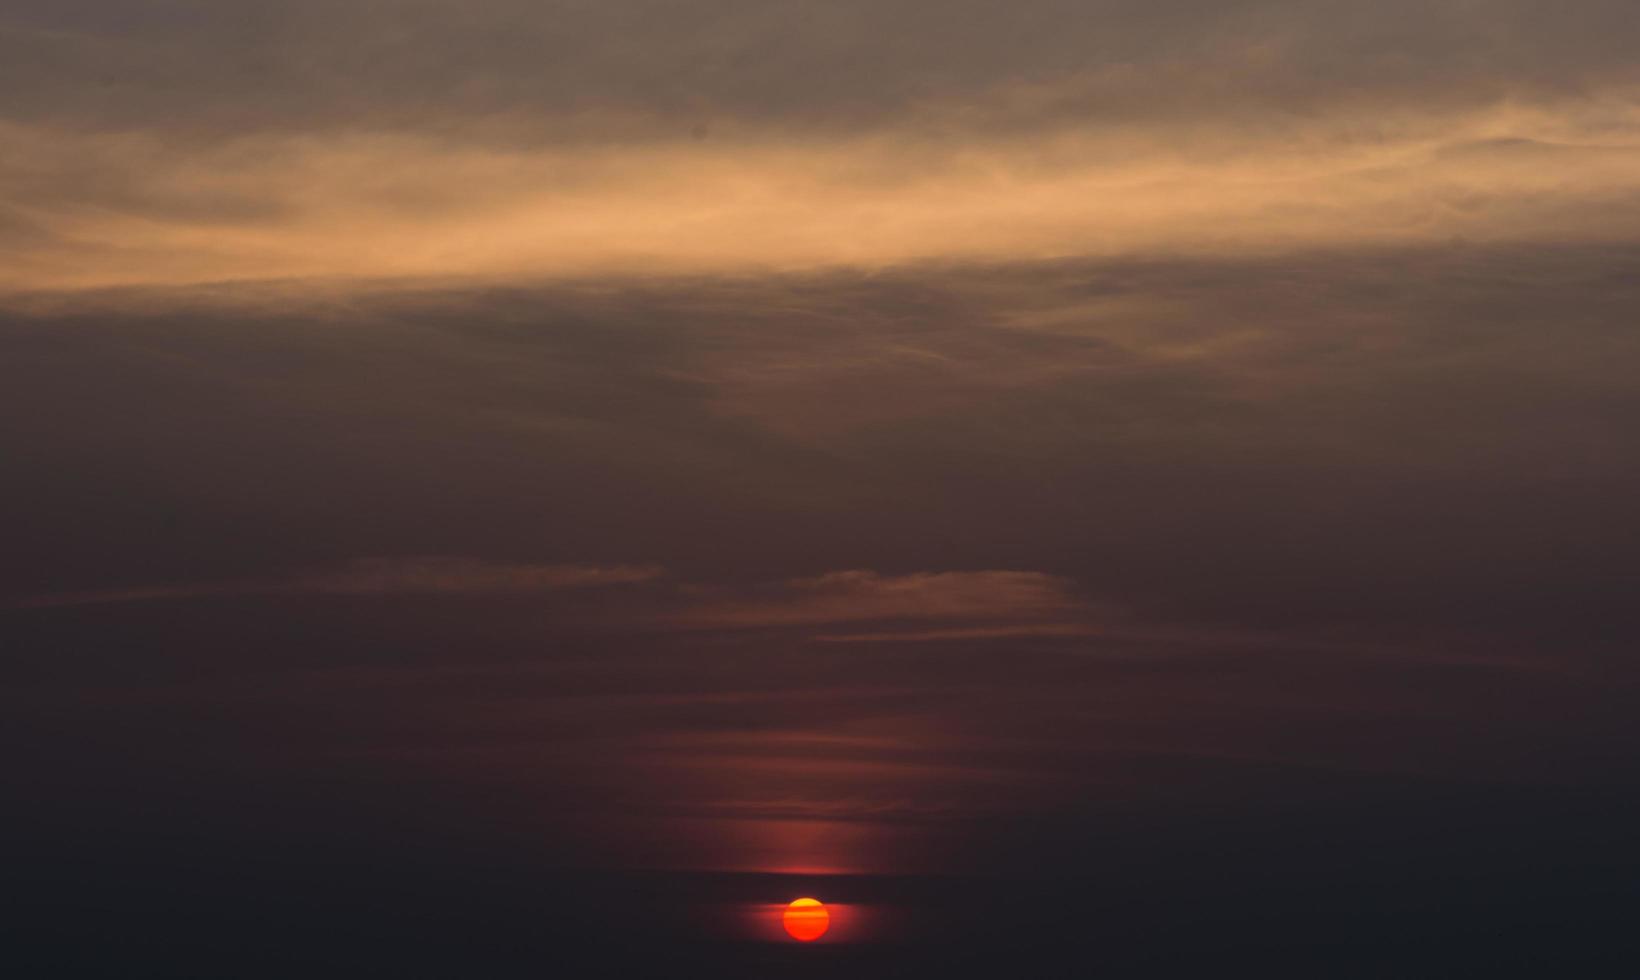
782,897,830,941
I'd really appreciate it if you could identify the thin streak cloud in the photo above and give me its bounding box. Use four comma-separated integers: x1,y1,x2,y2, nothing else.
674,570,1088,630
9,557,664,609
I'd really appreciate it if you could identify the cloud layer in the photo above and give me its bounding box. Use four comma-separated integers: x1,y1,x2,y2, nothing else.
11,558,663,608
4,98,1639,292
678,570,1086,629
3,0,1639,291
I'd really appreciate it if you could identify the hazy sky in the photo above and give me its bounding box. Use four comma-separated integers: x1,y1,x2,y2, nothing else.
4,2,1639,972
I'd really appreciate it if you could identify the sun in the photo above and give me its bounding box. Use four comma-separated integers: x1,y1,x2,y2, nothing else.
782,897,830,942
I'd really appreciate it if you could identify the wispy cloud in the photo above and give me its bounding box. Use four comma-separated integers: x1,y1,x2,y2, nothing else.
813,624,1104,643
675,570,1095,632
9,557,664,609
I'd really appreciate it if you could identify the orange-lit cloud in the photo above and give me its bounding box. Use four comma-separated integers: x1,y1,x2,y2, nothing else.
3,93,1640,294
6,0,1639,296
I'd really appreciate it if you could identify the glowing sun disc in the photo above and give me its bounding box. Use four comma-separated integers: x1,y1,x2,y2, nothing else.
783,897,830,941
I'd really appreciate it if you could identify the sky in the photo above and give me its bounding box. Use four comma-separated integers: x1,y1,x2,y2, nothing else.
4,2,1640,976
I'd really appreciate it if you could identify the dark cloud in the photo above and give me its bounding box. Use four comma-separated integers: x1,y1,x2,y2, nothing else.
3,0,1636,139
9,557,663,609
4,244,1637,639
675,570,1088,629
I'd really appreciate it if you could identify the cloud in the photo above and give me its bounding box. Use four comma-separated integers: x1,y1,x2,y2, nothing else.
5,243,1637,639
4,94,1640,293
290,557,662,595
676,570,1092,630
5,0,1638,138
5,1,1639,293
813,624,1103,643
9,557,663,609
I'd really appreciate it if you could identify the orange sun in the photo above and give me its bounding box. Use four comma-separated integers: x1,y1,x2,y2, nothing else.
782,897,830,942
